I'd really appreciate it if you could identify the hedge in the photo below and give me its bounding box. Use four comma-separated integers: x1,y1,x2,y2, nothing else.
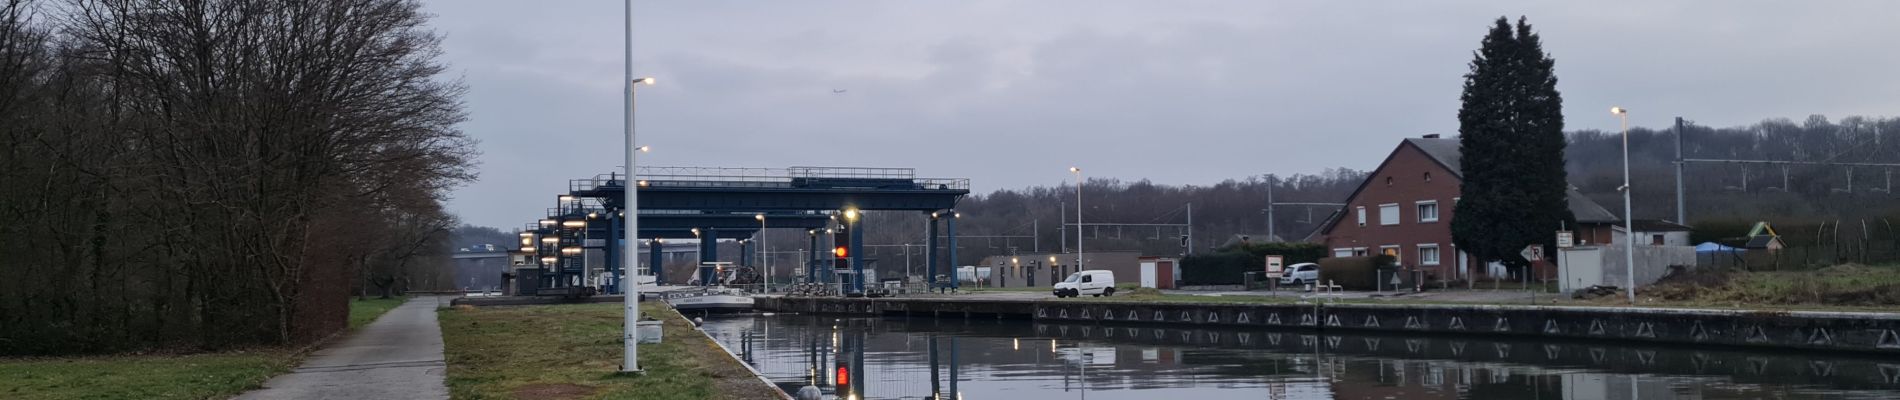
1179,242,1328,285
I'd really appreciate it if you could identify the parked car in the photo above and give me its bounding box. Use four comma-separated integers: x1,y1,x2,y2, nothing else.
1279,262,1320,286
1053,270,1116,298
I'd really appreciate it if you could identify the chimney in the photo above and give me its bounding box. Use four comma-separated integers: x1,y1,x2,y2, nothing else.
1422,133,1441,139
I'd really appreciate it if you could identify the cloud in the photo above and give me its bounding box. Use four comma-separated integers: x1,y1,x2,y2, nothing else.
423,0,1900,228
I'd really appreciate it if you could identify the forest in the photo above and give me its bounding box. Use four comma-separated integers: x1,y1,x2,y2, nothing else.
0,0,472,355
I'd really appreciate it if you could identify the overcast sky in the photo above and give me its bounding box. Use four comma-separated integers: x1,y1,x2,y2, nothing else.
422,0,1900,229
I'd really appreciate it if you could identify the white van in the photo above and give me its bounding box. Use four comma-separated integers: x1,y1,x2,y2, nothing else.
1053,270,1116,298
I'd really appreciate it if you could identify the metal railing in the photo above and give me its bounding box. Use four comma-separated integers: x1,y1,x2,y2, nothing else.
566,166,970,193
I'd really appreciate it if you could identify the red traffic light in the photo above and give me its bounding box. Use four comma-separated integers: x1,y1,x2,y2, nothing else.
833,246,849,258
836,366,849,386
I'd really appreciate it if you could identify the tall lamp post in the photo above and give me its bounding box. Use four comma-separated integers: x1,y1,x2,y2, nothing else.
620,0,654,373
1612,106,1635,305
1069,167,1084,272
755,213,767,293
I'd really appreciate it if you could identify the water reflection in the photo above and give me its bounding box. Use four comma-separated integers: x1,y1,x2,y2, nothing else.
701,315,1900,400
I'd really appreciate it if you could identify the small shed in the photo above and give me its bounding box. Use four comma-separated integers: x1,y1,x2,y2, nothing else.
1743,221,1786,250
1138,257,1178,289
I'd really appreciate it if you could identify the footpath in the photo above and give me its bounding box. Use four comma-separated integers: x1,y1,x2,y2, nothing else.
233,296,450,400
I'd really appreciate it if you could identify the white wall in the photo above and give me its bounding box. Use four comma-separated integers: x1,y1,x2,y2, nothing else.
1596,245,1698,289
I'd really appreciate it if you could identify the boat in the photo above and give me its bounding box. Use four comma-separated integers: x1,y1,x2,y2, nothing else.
663,287,755,313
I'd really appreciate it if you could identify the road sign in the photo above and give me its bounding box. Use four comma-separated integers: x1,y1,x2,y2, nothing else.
1520,244,1544,261
1556,231,1574,248
1264,255,1285,278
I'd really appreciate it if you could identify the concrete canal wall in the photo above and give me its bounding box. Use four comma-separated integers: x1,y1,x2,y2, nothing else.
756,296,1900,354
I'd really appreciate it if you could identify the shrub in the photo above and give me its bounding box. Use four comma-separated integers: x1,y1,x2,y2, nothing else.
1180,242,1327,285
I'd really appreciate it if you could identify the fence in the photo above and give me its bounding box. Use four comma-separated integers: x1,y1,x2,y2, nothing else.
1700,240,1900,271
1560,245,1698,293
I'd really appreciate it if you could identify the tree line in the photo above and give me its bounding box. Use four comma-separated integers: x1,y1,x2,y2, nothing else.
0,0,473,355
1567,114,1900,224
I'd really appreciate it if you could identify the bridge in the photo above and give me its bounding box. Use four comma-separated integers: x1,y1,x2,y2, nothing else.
518,166,970,295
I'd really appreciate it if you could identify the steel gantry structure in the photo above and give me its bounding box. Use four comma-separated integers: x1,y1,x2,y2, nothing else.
524,166,970,296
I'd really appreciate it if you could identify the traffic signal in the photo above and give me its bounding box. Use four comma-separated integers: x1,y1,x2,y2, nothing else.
832,229,850,269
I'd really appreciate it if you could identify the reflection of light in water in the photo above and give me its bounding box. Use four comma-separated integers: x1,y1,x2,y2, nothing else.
1050,339,1057,352
1013,338,1019,351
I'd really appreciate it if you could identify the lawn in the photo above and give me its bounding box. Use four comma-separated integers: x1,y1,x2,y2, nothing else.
0,296,411,400
349,296,410,330
438,302,780,400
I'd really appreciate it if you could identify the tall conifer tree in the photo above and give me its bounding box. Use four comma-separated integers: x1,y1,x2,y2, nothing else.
1451,17,1572,280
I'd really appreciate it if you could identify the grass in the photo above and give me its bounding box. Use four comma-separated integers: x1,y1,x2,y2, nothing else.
0,296,410,400
1622,263,1900,309
349,296,409,330
0,350,298,400
438,302,780,400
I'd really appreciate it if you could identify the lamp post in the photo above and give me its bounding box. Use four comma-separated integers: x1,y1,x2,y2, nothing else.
1612,106,1635,305
620,0,655,373
1069,167,1084,271
756,213,767,293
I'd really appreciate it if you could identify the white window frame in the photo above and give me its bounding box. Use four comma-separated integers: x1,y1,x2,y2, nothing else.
1352,247,1369,257
1356,206,1367,227
1379,245,1401,263
1333,248,1354,257
1418,243,1440,266
1416,200,1439,223
1378,203,1400,226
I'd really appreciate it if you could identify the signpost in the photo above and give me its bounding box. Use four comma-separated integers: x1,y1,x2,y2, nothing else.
1521,244,1544,303
1556,231,1574,248
1264,255,1284,291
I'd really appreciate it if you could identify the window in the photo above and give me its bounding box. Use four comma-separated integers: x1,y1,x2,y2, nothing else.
1651,234,1665,245
1418,244,1440,265
1385,176,1394,186
1380,245,1401,263
1424,172,1433,182
1333,248,1354,257
1081,274,1093,283
1356,206,1367,227
1416,200,1440,223
1379,203,1400,226
1353,248,1369,257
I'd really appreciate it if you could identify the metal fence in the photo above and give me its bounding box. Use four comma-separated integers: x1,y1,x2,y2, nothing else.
1700,240,1900,271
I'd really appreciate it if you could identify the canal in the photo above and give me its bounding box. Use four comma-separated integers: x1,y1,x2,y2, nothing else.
702,314,1900,400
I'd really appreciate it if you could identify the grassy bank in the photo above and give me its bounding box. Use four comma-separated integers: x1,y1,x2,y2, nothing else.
0,296,409,399
438,302,780,400
349,296,410,330
1636,263,1900,308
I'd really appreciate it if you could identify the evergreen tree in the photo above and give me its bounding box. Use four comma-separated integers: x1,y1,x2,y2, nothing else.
1450,17,1573,281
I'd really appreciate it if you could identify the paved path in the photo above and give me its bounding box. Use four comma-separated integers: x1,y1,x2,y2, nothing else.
234,296,451,400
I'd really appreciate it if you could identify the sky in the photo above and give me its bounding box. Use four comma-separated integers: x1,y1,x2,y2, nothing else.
420,0,1900,229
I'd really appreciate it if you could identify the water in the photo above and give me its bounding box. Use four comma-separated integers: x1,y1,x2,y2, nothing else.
702,314,1900,400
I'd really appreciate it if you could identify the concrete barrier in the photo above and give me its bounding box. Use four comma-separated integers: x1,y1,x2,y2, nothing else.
756,296,1900,354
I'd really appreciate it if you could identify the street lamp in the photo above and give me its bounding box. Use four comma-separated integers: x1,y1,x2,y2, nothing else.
620,0,656,372
1612,106,1635,304
1069,167,1083,271
756,213,768,292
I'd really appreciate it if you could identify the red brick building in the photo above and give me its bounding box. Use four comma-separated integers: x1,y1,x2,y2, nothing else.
1318,136,1621,281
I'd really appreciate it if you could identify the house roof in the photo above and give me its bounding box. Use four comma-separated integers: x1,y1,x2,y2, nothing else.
1320,137,1621,235
1744,235,1785,249
1630,219,1692,232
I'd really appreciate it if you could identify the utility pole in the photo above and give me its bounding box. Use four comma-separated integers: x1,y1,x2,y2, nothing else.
1267,176,1276,241
1186,203,1194,255
1675,117,1686,224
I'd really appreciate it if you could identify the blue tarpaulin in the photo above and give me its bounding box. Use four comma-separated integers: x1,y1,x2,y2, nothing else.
1695,242,1741,253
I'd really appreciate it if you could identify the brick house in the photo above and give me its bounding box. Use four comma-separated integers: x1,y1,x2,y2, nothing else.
1317,136,1621,281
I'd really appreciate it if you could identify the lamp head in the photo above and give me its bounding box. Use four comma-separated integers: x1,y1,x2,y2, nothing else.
1069,167,1080,173
634,77,655,86
1610,106,1627,115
